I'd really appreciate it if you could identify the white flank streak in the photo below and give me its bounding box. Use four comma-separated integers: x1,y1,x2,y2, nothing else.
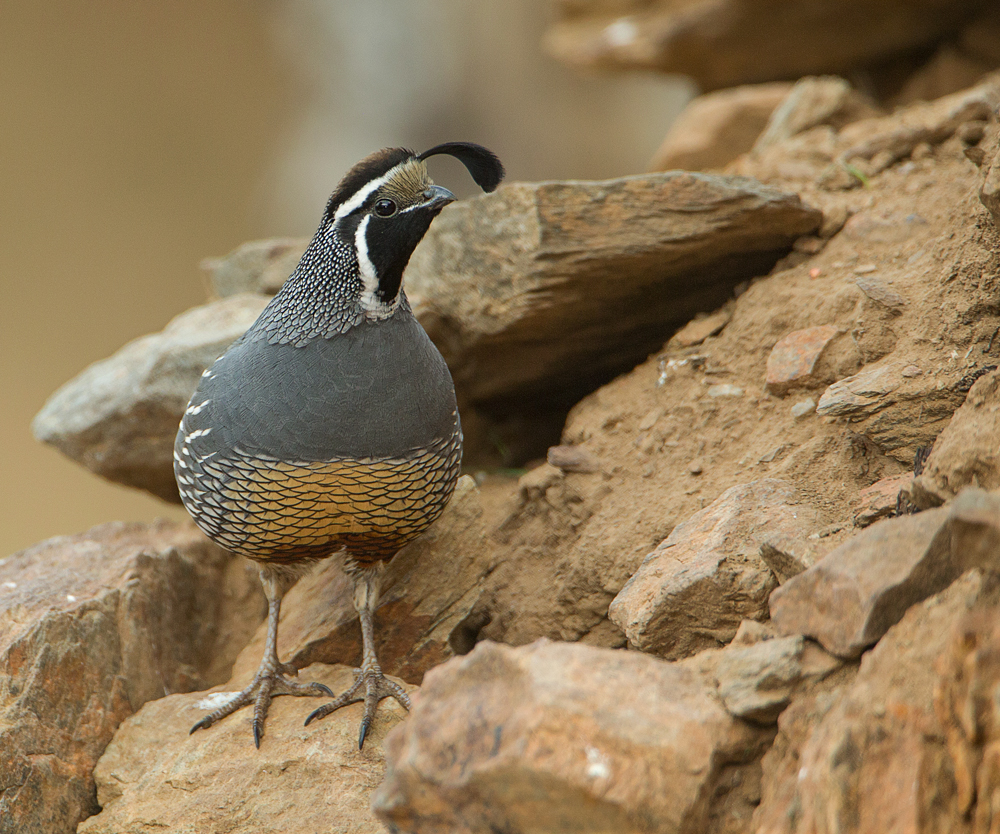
334,165,403,220
187,428,212,439
185,399,211,416
355,215,398,320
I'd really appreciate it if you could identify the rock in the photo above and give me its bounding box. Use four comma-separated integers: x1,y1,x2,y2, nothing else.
853,273,907,308
934,609,1000,829
0,521,264,834
771,489,1000,658
699,634,842,724
753,76,881,152
980,130,1000,226
816,358,986,463
609,479,822,659
758,534,821,584
407,172,821,421
543,0,982,90
755,569,1000,834
790,398,816,418
670,306,732,347
765,324,845,395
373,639,768,834
852,472,912,527
228,476,496,685
839,79,1000,174
546,443,602,474
649,82,793,171
78,665,407,834
770,507,951,657
200,237,307,297
32,293,269,502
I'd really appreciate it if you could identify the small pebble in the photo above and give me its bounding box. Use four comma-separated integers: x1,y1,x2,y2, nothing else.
791,398,816,419
809,267,821,278
854,264,877,275
707,384,744,398
901,364,922,378
688,459,704,475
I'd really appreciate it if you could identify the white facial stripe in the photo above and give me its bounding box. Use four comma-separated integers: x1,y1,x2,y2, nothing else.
355,213,399,319
354,215,378,296
333,163,406,221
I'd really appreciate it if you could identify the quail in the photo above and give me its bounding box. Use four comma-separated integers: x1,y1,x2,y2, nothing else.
175,142,504,748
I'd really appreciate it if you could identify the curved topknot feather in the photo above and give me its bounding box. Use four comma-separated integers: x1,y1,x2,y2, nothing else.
417,142,505,192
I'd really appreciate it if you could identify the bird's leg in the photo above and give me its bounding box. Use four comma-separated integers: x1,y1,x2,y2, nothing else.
305,561,410,749
190,565,332,748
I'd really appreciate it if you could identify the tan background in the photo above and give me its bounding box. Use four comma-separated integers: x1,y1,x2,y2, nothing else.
1,1,690,558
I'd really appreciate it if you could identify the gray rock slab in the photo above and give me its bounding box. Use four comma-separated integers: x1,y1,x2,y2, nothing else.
32,293,268,502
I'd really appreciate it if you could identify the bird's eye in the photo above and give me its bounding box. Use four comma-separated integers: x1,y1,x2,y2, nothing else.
374,199,397,217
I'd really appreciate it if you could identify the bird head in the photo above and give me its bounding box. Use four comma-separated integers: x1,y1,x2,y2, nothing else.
323,142,504,319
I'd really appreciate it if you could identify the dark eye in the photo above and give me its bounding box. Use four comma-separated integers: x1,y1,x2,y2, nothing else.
374,198,397,217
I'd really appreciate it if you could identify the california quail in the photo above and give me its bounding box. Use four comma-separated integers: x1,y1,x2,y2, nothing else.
175,142,504,748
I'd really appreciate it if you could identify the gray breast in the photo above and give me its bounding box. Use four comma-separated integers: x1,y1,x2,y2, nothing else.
177,309,459,464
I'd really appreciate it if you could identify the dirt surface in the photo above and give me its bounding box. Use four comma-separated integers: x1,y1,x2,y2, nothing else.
468,97,1000,652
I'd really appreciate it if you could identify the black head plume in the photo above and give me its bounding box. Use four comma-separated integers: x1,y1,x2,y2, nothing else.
417,142,505,192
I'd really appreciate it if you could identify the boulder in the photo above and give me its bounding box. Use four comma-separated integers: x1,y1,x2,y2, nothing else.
0,521,264,834
32,293,268,503
543,0,982,90
816,359,990,464
913,369,1000,504
374,639,769,834
770,489,1000,658
78,665,408,834
407,172,821,423
753,76,881,152
226,476,496,685
680,627,843,724
649,82,793,171
609,479,822,658
755,569,1000,833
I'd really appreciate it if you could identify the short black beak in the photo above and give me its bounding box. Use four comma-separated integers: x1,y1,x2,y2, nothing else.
422,184,455,211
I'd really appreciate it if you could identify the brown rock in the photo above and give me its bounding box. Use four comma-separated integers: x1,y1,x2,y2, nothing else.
840,79,1000,173
771,489,1000,659
407,172,821,420
543,0,981,90
755,569,1000,834
546,443,602,473
32,293,268,502
78,665,407,834
758,534,821,584
683,634,843,724
670,307,732,347
853,472,912,527
609,479,822,659
228,476,495,685
753,76,881,152
765,324,844,395
200,237,307,297
374,639,768,834
914,367,1000,506
0,521,264,834
816,358,982,463
649,82,793,171
980,130,1000,226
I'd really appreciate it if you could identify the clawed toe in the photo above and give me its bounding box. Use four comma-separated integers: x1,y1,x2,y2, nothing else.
190,669,331,747
305,668,410,749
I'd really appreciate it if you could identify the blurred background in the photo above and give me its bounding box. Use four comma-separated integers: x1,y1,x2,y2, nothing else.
1,1,692,557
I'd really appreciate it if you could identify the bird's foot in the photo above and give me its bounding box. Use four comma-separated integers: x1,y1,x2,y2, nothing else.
190,661,333,748
304,665,410,749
